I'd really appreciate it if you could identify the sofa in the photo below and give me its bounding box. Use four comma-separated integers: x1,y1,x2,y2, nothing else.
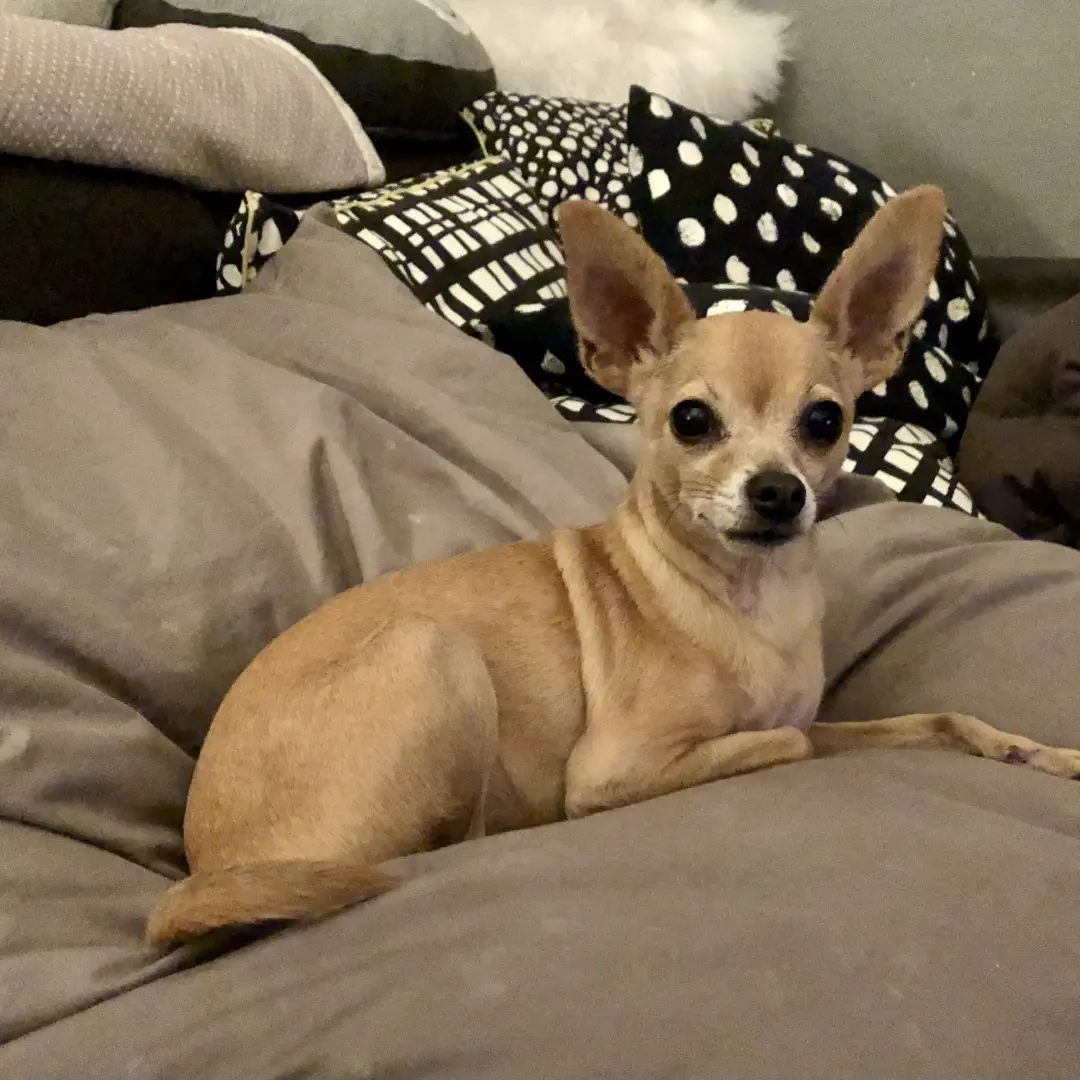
2,3,1080,1078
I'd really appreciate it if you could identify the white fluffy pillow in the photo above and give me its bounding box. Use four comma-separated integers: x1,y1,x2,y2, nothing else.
448,0,790,119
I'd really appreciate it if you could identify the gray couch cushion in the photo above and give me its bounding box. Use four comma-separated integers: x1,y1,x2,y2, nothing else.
1,216,1079,1076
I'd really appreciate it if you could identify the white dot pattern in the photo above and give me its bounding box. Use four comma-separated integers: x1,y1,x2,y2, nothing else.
713,193,738,224
624,85,994,449
464,91,637,228
725,255,750,283
421,86,993,466
647,169,671,199
650,94,673,118
707,297,748,315
819,197,843,222
777,183,798,207
678,217,706,247
730,162,751,186
679,141,703,166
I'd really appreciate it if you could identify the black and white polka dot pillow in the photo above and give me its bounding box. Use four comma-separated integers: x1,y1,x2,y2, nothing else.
625,85,997,442
462,92,637,227
468,298,633,421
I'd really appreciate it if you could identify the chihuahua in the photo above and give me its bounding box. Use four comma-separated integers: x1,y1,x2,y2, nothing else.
148,187,1080,948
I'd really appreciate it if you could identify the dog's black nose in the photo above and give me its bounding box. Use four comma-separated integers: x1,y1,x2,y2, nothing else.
746,470,806,522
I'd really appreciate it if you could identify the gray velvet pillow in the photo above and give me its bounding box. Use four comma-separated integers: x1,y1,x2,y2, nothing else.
0,0,114,24
112,0,496,140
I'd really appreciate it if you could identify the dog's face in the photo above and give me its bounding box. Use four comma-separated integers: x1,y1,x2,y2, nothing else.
633,312,854,550
559,189,946,557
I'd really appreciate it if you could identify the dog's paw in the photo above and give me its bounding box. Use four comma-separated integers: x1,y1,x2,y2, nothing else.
1002,743,1080,780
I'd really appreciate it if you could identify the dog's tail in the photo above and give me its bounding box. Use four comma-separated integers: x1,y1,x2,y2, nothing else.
145,859,397,949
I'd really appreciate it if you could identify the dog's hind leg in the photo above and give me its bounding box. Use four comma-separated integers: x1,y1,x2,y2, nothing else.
809,713,1080,780
149,615,501,948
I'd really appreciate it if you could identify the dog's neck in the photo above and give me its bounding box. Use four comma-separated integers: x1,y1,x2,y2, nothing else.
600,478,818,647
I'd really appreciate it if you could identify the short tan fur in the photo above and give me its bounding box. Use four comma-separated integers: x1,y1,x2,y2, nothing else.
148,188,1080,949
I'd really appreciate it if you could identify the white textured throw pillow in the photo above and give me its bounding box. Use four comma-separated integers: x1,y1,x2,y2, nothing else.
448,0,790,119
0,15,384,192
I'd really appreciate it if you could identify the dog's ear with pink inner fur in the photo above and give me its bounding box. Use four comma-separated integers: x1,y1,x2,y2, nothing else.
811,185,947,394
558,199,694,399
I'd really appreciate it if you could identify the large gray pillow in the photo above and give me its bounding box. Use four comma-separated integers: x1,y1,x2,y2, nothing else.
2,215,1080,1076
112,0,495,140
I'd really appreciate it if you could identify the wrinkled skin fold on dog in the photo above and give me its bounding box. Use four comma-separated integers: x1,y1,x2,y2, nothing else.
146,187,1080,950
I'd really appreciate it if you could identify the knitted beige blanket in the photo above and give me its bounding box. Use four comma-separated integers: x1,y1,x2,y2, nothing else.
0,14,384,192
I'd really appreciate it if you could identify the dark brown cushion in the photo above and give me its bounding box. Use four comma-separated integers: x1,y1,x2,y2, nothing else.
958,291,1080,545
0,153,234,324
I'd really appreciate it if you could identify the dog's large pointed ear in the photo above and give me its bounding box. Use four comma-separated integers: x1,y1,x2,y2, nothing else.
558,199,694,399
811,185,946,393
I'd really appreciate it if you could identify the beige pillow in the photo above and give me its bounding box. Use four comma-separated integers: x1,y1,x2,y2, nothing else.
0,15,384,192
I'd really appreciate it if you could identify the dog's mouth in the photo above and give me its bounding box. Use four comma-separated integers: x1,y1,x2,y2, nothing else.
723,524,803,548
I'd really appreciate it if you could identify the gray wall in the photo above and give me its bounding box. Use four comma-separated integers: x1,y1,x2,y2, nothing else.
756,0,1079,258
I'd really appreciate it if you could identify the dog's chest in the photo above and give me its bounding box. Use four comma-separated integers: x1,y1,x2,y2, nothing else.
706,566,824,734
737,604,823,733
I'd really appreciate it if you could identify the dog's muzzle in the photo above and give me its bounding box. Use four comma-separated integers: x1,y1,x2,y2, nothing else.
726,469,808,547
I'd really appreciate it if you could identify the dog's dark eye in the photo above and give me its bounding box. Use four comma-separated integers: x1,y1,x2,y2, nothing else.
801,400,844,448
670,398,721,443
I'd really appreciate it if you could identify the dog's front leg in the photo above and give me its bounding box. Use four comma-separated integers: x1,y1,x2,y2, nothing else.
809,713,1080,780
564,726,812,818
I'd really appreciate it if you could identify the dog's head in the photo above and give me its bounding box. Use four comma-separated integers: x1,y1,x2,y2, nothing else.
559,188,946,556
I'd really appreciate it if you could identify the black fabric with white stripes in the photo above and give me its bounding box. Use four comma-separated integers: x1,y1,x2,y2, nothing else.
216,158,567,326
845,419,975,514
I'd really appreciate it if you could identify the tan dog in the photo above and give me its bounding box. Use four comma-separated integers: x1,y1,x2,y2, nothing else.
148,188,1080,949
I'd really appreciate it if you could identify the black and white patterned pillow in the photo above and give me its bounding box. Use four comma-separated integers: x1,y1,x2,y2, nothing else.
845,418,976,515
469,290,979,514
625,85,997,444
216,157,566,325
217,194,303,295
462,92,636,227
462,90,778,232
